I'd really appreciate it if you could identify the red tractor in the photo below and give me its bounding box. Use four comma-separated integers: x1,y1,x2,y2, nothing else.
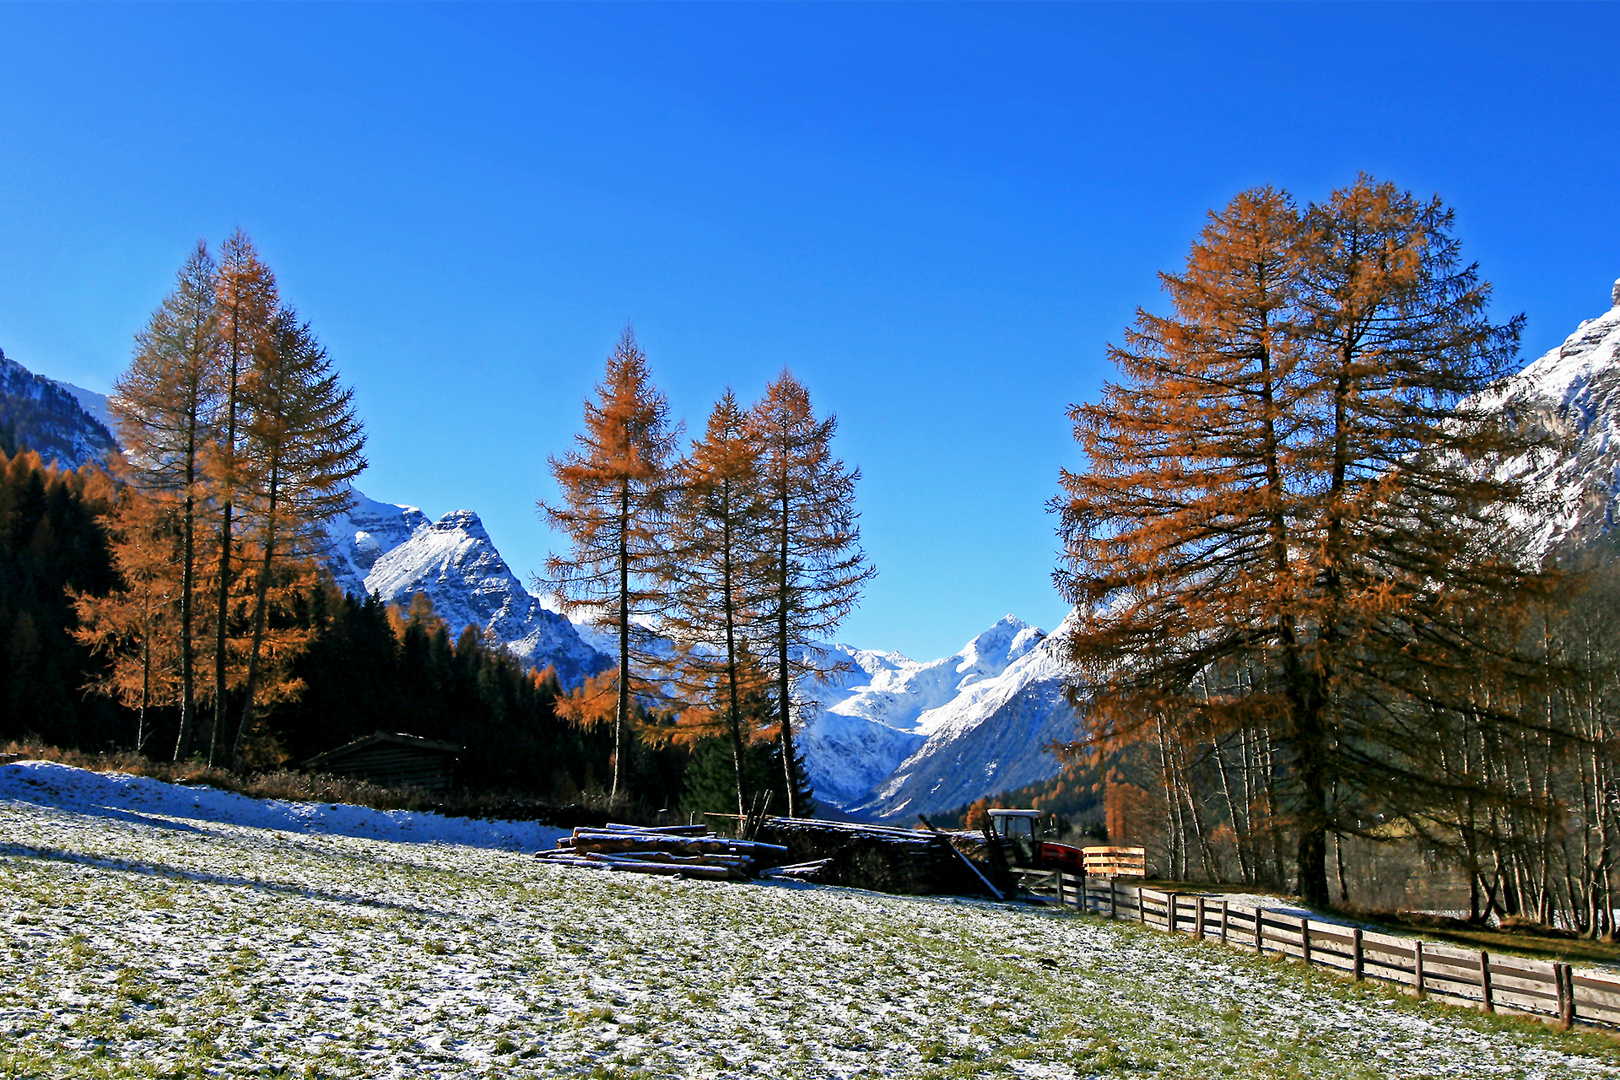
986,808,1146,880
986,808,1087,871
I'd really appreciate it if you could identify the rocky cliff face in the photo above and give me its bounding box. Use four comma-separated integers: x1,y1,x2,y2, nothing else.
0,348,117,469
322,491,609,689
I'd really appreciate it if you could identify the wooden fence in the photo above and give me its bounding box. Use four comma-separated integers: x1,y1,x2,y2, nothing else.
1022,871,1620,1030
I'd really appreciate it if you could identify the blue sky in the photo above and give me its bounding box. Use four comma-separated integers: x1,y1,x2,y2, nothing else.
1,3,1616,661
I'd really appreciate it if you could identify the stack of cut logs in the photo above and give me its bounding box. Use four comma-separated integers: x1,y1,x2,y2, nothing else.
535,823,789,881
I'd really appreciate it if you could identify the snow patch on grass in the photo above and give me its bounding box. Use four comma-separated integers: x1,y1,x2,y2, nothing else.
1,762,1616,1078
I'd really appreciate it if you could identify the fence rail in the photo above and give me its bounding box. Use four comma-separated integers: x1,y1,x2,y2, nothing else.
1019,870,1616,1030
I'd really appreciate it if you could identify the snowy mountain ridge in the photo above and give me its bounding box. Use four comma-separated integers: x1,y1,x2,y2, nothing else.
318,489,1082,819
1479,278,1620,555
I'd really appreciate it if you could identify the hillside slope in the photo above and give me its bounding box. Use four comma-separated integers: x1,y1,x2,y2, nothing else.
0,347,117,468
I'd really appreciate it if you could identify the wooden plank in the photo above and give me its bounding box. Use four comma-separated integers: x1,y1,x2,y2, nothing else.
1360,928,1416,950
1485,965,1559,997
1486,953,1559,978
1572,971,1620,996
1361,939,1416,964
1574,997,1620,1026
1302,924,1357,948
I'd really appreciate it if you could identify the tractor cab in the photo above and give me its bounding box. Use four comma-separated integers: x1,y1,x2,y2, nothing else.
987,808,1043,866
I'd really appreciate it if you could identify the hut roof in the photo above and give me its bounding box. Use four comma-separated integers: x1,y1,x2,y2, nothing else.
302,731,463,771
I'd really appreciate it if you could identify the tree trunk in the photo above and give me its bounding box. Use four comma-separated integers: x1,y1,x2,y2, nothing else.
777,480,797,818
173,416,199,761
232,456,280,768
614,480,630,805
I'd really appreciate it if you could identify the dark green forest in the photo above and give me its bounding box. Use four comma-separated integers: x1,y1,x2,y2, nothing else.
0,445,807,813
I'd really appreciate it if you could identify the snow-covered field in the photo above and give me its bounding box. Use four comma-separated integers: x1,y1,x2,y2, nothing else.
2,763,1615,1079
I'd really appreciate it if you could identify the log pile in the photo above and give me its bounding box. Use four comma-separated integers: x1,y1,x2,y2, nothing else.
749,817,998,897
534,823,789,881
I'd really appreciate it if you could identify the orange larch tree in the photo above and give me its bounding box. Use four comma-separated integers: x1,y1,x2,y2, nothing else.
1056,178,1562,906
206,229,279,765
663,389,772,817
750,370,874,818
538,329,681,803
109,240,221,760
229,305,366,766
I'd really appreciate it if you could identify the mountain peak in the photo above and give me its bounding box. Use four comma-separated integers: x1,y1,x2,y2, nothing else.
433,509,489,541
322,489,607,688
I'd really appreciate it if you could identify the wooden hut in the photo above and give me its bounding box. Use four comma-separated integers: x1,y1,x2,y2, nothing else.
302,731,462,793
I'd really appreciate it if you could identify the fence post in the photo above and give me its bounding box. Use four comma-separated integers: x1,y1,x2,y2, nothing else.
1352,928,1364,981
1301,919,1312,966
1414,940,1426,1000
1138,885,1147,925
1557,962,1575,1030
1254,907,1265,953
1195,896,1206,941
1109,877,1118,920
1219,899,1228,945
1166,892,1179,933
1479,950,1494,1013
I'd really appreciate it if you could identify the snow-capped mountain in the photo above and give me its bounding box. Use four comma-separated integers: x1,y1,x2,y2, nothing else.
322,490,608,689
797,614,1078,819
0,348,117,468
1481,278,1620,555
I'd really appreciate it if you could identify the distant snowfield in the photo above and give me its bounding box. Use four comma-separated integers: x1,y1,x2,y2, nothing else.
2,762,1613,1079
